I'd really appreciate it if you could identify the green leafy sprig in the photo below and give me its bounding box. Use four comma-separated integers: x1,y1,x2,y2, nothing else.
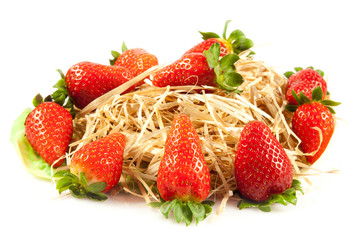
53,170,108,201
238,179,304,212
200,20,254,55
286,86,341,114
204,42,243,93
109,41,128,65
148,198,214,226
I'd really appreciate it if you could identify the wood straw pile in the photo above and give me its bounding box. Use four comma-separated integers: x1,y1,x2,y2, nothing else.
65,51,312,212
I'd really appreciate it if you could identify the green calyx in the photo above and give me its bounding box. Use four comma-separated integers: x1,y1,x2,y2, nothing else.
53,170,108,201
199,20,254,55
109,41,128,65
284,66,324,79
148,198,214,226
204,42,243,93
286,86,341,114
32,70,75,117
238,179,304,212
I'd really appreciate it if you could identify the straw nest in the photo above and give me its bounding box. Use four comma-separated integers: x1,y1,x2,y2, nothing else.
63,51,317,213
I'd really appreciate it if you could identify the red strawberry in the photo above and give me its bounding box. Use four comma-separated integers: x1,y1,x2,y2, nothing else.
152,43,244,93
110,42,158,77
152,52,215,87
25,101,73,167
54,133,126,200
288,87,340,164
234,121,302,212
184,20,254,56
63,61,135,109
151,114,213,225
284,67,327,105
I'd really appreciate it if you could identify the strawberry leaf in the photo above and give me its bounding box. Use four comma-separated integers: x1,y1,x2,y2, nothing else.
312,86,323,101
148,199,214,226
87,182,107,193
199,31,220,40
227,29,245,43
284,71,295,79
109,50,120,65
237,179,304,212
160,199,177,219
121,41,128,52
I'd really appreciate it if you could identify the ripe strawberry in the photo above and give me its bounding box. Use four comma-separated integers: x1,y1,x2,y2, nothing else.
284,67,327,105
110,42,158,77
62,61,135,109
234,121,302,212
25,101,73,167
152,42,244,93
184,20,254,56
288,87,340,164
54,133,126,200
150,114,213,225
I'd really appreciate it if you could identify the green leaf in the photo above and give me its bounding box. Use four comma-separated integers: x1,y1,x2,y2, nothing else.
291,90,302,105
203,42,220,69
160,199,177,219
227,29,245,43
87,182,107,193
222,20,231,39
201,200,215,206
294,67,303,72
109,50,120,65
69,185,86,199
219,54,239,70
32,94,43,107
188,201,205,225
299,91,311,104
284,71,294,79
199,31,220,40
223,72,243,88
173,201,184,223
325,106,336,114
121,41,128,52
235,38,254,51
316,69,324,77
321,100,341,107
53,170,70,178
182,203,193,226
148,202,164,208
10,109,52,180
56,177,73,190
57,69,66,80
79,172,88,188
312,86,323,101
285,104,299,112
86,192,108,201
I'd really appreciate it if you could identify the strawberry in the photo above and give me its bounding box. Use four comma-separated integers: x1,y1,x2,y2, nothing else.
25,99,73,167
150,114,213,225
184,20,254,56
284,67,327,105
152,42,244,93
54,133,126,200
234,120,303,212
56,61,135,109
287,87,340,164
110,42,158,77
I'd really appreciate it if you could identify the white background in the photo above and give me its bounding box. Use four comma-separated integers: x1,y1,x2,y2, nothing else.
1,0,357,239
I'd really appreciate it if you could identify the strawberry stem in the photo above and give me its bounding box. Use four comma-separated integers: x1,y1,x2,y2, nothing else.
148,199,214,226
